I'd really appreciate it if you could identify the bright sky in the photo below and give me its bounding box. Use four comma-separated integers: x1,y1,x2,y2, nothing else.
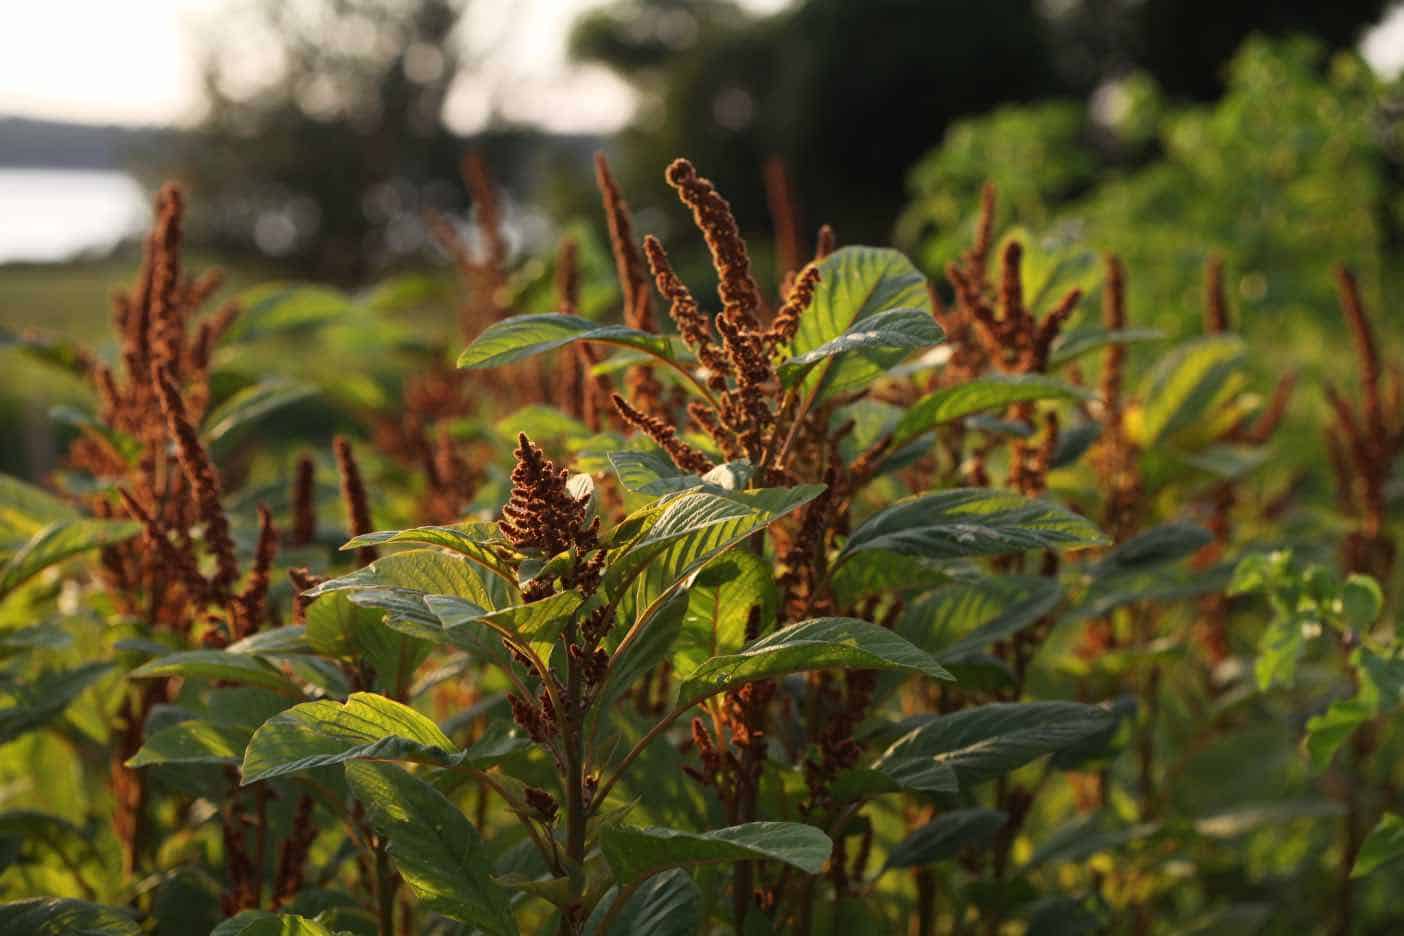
3,0,1403,133
0,0,790,134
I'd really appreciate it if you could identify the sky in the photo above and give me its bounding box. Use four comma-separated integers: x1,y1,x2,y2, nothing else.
0,0,789,135
2,0,1403,136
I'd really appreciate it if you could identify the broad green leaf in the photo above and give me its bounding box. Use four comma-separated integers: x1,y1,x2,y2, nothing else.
308,549,495,612
1352,814,1404,878
884,808,1007,869
778,308,943,394
0,518,140,600
128,719,250,767
789,246,931,400
675,617,952,709
211,910,348,935
346,762,517,935
605,485,824,622
1091,523,1212,576
838,489,1107,564
1135,335,1245,446
608,451,752,497
893,375,1092,445
1048,327,1163,366
595,591,688,722
585,869,701,936
0,472,78,542
304,591,433,696
242,692,525,783
900,576,1062,662
0,898,140,935
225,285,353,342
341,522,513,584
1303,698,1372,771
129,650,301,695
458,313,671,369
874,702,1116,791
428,589,583,661
674,551,778,674
0,662,112,744
1255,615,1306,691
204,379,318,448
600,822,832,885
1341,574,1384,629
831,551,950,606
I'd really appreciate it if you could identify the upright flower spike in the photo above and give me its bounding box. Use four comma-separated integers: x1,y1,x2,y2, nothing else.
642,234,727,383
664,158,764,331
333,436,377,566
151,361,239,597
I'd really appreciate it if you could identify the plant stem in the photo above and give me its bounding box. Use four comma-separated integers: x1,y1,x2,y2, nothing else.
374,838,398,936
561,616,587,936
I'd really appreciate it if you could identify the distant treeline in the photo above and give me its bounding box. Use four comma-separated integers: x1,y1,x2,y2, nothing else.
0,116,175,171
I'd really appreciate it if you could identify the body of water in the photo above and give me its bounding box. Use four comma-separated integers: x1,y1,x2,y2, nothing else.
0,168,148,263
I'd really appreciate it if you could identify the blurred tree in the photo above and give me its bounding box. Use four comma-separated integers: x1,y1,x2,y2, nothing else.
572,0,1062,249
573,0,1389,248
173,0,473,280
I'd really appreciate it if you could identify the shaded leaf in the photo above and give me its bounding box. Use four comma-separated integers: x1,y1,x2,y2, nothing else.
839,489,1106,564
874,702,1116,790
600,822,832,885
884,808,1007,869
129,650,301,695
0,898,139,935
585,869,701,936
894,376,1092,445
346,762,517,935
676,617,952,708
1353,813,1404,878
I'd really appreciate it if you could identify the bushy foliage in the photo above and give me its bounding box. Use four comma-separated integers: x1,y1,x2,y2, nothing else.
0,140,1400,936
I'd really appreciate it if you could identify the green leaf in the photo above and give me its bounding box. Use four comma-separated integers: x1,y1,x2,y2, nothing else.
429,589,583,662
0,472,78,542
1136,335,1245,446
893,376,1092,445
1352,814,1404,878
874,702,1116,791
900,576,1062,662
210,910,348,935
788,246,931,400
674,551,778,675
838,489,1107,564
458,313,671,370
0,518,140,600
778,308,943,393
340,522,513,584
0,662,112,744
129,650,301,695
1255,615,1306,691
1048,327,1163,366
1341,574,1384,629
225,285,353,342
884,808,1007,869
128,719,251,767
308,548,496,613
1091,523,1212,575
608,451,753,497
0,898,140,935
600,822,832,885
604,485,824,623
675,617,951,709
345,761,517,935
1304,698,1372,772
204,379,318,448
242,692,525,784
585,869,701,936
